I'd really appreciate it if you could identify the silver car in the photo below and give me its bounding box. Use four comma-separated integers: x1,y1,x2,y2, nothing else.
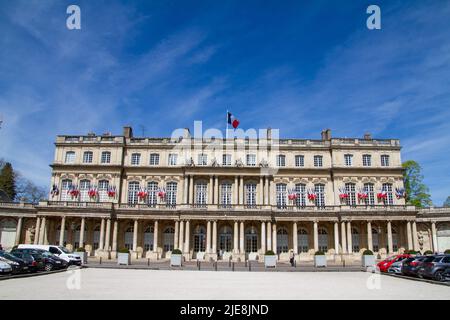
388,260,403,274
0,260,12,274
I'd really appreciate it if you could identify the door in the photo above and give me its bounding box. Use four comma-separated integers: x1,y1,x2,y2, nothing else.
0,220,16,250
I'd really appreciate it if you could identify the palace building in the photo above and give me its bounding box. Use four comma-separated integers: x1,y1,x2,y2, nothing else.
0,126,449,262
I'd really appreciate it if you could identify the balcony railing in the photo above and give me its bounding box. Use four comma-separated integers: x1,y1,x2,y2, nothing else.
43,201,113,209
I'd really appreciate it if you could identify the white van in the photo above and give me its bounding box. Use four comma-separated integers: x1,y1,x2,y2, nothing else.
17,244,81,265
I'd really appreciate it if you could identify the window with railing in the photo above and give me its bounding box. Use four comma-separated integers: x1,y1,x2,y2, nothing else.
195,182,207,206
166,182,177,206
382,183,394,205
245,226,258,253
98,180,109,202
61,179,72,201
345,183,356,206
297,228,309,253
314,184,325,208
314,155,323,167
245,183,257,207
276,183,287,208
149,153,160,166
79,179,90,202
163,227,175,251
144,226,154,251
362,154,371,167
295,183,306,207
147,181,158,207
220,183,232,207
65,151,75,164
128,181,140,204
222,154,231,166
364,183,375,205
318,228,328,252
246,154,256,166
277,228,289,253
295,155,304,167
83,151,93,163
101,151,111,164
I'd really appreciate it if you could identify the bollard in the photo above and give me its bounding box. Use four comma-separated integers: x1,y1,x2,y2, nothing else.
99,257,102,265
232,262,235,272
248,261,251,272
215,261,217,271
147,258,150,266
343,260,345,268
198,261,201,270
245,260,247,267
228,258,231,267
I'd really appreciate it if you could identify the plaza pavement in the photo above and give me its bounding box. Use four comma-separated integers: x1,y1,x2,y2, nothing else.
0,268,449,300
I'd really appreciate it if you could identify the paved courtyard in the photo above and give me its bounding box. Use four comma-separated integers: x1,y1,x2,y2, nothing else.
1,268,449,300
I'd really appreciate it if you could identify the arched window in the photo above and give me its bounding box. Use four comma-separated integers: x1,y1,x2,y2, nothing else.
166,182,177,206
318,228,328,252
93,225,100,250
144,226,154,251
83,151,93,163
65,151,75,164
276,183,287,208
128,181,140,205
351,228,360,252
124,226,134,250
276,228,289,253
74,224,87,249
195,181,207,206
315,184,325,208
245,183,257,208
79,179,91,202
147,182,158,207
101,151,111,164
193,225,206,252
149,153,160,166
98,180,109,202
131,153,141,165
245,226,258,253
220,182,232,208
295,183,306,208
219,225,232,252
60,179,72,201
382,183,394,205
364,183,375,206
345,183,356,206
163,227,175,251
297,228,309,253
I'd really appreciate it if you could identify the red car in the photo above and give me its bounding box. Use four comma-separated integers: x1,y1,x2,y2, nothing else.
377,254,412,272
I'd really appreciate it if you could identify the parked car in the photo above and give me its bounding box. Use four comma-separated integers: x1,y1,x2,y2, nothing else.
377,254,412,273
418,255,450,281
9,251,40,273
10,248,46,271
442,267,450,282
388,261,403,274
0,251,29,274
33,249,69,270
0,260,12,275
401,256,435,277
17,244,81,266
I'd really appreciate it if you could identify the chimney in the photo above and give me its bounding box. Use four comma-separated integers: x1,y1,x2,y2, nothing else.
123,126,133,138
267,127,272,140
321,129,331,140
364,132,372,140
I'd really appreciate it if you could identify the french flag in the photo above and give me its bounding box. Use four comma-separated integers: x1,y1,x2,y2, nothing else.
227,112,240,129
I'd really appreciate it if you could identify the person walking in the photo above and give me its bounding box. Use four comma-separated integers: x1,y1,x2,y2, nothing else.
289,250,295,267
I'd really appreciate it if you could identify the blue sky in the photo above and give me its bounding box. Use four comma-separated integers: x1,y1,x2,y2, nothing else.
0,0,449,205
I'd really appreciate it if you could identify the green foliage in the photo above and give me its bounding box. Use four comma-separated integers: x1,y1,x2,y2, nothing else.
423,250,433,255
362,249,373,255
444,196,450,208
402,160,432,208
444,249,450,254
118,248,130,253
265,250,275,255
171,249,182,254
314,251,325,255
404,250,418,254
75,247,86,252
0,162,17,200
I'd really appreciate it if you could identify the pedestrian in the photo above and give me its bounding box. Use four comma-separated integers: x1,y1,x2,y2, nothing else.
289,250,295,267
0,243,3,251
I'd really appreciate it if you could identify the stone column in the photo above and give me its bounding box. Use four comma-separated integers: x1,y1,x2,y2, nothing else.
184,220,190,254
15,217,23,245
99,218,105,251
189,175,194,205
179,220,184,251
79,217,85,248
39,216,46,245
212,220,217,254
233,221,239,253
261,221,266,253
313,221,318,252
431,222,438,252
174,220,179,250
184,175,189,204
334,222,339,254
239,176,244,205
34,217,41,245
133,219,139,252
347,221,352,253
272,223,277,254
267,221,272,251
239,221,245,254
233,176,239,204
112,220,118,252
209,176,214,205
387,221,393,254
406,221,413,250
265,176,269,205
59,216,66,246
367,221,373,252
269,179,274,206
104,218,111,251
293,222,298,254
206,220,212,253
214,176,219,205
341,221,347,254
412,221,419,251
259,176,264,205
153,220,158,253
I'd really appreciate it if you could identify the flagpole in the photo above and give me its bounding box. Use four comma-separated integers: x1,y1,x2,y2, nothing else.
225,109,229,140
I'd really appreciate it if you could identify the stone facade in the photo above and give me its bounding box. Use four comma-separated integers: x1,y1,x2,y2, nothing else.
0,127,449,261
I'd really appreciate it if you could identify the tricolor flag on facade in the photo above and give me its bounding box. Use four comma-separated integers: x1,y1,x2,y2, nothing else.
227,111,240,129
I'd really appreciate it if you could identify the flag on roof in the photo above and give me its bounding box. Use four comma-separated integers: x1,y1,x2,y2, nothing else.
227,112,240,129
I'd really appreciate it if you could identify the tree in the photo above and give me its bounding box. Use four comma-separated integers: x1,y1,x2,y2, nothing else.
402,160,432,207
444,196,450,207
0,162,17,200
15,173,47,204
